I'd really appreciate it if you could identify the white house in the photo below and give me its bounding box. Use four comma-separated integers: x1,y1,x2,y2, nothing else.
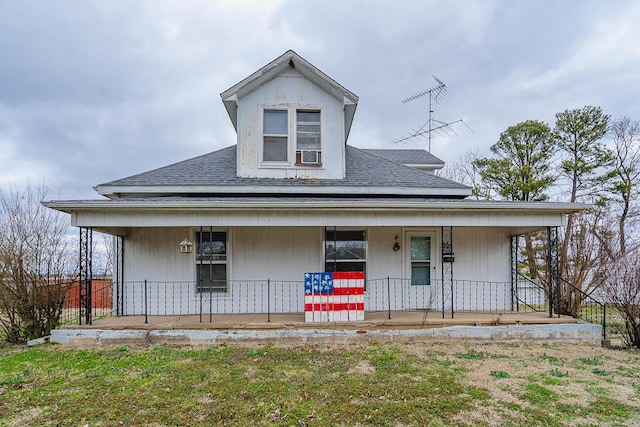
45,50,581,322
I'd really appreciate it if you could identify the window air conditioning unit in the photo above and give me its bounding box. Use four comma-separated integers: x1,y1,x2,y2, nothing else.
300,150,321,165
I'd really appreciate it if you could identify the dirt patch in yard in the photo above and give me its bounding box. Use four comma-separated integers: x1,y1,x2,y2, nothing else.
399,341,640,426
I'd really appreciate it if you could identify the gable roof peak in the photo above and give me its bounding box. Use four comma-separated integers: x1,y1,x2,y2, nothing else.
220,50,358,137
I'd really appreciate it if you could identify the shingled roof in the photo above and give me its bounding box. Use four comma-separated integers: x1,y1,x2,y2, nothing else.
95,145,470,199
362,149,444,167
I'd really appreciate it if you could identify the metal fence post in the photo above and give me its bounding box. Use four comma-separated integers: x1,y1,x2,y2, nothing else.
387,277,391,320
144,279,148,324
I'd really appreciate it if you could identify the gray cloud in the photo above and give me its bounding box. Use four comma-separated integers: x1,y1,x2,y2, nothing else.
1,0,639,199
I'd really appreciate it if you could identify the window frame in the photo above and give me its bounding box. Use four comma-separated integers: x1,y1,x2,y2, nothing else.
260,106,324,167
195,230,228,293
323,228,367,278
404,230,437,286
295,109,322,166
262,108,289,164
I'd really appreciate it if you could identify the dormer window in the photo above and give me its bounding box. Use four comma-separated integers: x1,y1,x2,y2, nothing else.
296,110,322,165
262,107,323,166
223,50,357,179
263,109,288,162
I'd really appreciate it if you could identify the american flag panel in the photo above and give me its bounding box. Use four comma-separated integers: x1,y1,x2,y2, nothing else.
304,272,365,322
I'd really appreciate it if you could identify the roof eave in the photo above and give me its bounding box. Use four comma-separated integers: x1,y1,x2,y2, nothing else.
42,199,590,215
93,184,472,198
404,163,445,171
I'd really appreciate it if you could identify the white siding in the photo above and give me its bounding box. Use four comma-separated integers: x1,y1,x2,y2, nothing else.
367,227,403,280
123,228,193,282
117,226,515,315
231,227,323,280
453,227,511,282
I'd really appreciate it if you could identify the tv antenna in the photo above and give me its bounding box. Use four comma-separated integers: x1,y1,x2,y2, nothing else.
393,75,473,152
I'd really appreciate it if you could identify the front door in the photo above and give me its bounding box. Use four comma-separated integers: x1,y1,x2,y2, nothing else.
405,231,436,310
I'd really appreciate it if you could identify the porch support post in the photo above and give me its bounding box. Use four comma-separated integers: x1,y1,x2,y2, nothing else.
510,235,517,312
115,235,124,317
209,226,213,323
441,226,454,319
199,227,203,323
546,227,559,318
79,227,93,325
78,228,84,325
551,226,560,318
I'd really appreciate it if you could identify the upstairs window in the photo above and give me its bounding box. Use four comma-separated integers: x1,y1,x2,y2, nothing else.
296,110,322,165
263,109,288,162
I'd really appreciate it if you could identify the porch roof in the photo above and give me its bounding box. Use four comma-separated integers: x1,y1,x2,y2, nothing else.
44,196,587,235
46,196,585,212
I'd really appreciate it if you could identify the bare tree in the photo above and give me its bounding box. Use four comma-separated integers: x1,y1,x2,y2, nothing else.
0,184,77,343
438,149,489,200
604,117,640,255
599,250,640,348
98,233,114,277
89,232,114,278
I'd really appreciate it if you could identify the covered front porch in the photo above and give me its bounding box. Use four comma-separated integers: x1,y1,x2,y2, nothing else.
62,273,568,328
52,198,587,333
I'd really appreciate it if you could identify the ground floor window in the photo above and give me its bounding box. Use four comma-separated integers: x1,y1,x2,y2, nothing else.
196,230,227,293
324,229,366,276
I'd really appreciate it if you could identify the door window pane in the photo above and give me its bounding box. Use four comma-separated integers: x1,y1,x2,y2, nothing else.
411,236,431,261
411,236,431,285
411,262,431,286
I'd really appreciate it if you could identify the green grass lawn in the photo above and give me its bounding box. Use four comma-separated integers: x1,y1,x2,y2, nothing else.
1,341,639,426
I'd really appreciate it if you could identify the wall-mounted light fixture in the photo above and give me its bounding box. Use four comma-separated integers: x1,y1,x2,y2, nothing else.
179,237,193,254
392,235,400,252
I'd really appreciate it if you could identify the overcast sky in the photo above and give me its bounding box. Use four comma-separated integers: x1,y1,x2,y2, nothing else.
1,0,639,200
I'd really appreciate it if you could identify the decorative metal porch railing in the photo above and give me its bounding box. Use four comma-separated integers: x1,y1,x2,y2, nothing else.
556,277,621,340
59,276,614,338
512,273,549,313
59,279,115,325
511,273,616,339
71,278,526,324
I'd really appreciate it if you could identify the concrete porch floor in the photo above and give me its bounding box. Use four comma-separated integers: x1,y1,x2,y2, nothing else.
67,310,579,331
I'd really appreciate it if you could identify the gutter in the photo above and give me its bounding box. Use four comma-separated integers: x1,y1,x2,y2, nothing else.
43,199,590,215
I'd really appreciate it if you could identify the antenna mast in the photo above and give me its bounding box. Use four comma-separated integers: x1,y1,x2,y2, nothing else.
394,75,471,152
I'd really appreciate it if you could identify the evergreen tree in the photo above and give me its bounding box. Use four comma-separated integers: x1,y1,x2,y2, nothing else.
554,105,611,203
474,120,555,201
